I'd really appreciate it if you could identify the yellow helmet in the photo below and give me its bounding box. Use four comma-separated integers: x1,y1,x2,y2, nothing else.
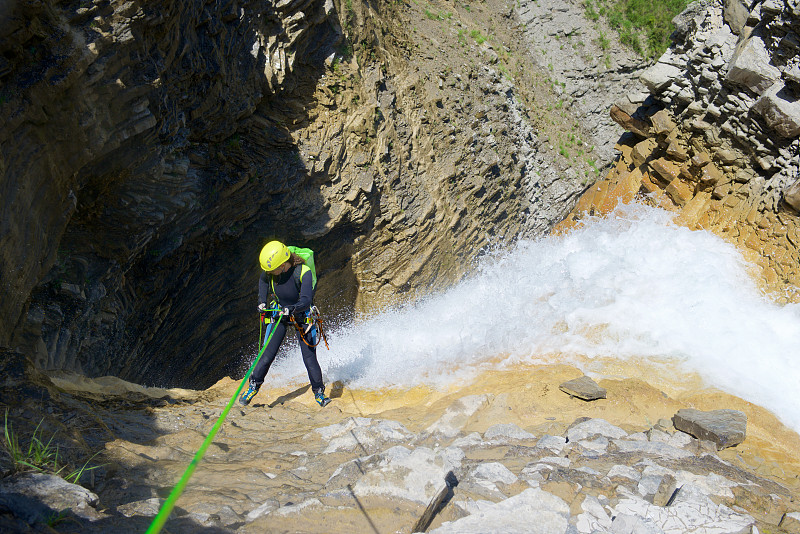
259,241,290,271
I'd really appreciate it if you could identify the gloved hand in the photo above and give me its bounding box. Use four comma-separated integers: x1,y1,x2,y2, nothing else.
257,303,268,312
281,307,291,316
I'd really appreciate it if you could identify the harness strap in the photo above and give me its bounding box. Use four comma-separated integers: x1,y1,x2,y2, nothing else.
289,307,329,350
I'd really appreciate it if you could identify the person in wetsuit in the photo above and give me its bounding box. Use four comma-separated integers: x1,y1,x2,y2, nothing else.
240,241,330,407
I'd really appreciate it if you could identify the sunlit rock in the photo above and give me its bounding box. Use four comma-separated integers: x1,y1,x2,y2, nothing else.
567,418,627,442
429,487,570,534
672,408,747,449
559,375,607,401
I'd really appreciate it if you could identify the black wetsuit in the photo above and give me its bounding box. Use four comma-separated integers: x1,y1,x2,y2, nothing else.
251,265,323,392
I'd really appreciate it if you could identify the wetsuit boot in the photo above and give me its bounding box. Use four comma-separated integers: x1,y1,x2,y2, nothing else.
240,381,260,406
313,387,331,407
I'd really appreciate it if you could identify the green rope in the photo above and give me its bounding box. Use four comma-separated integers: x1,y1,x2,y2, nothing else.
145,314,283,534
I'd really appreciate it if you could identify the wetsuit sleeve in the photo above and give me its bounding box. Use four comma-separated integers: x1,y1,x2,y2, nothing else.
258,271,270,304
291,269,314,314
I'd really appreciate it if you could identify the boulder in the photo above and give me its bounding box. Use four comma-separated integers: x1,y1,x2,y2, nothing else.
666,178,694,206
650,158,681,183
672,408,746,449
726,35,781,94
650,109,676,135
559,376,607,401
784,179,800,212
567,418,627,442
723,0,750,34
640,62,683,93
752,81,800,138
0,473,103,523
610,105,651,137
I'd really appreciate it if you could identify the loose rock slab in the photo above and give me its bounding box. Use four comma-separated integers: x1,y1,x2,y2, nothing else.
672,408,746,449
559,376,607,401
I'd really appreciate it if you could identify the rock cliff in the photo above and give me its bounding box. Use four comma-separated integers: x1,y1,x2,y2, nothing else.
1,0,592,388
561,0,800,298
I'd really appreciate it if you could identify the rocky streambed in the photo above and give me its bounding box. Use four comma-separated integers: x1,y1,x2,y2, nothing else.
1,354,799,533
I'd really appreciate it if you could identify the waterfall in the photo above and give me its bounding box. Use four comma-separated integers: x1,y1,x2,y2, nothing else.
265,203,800,433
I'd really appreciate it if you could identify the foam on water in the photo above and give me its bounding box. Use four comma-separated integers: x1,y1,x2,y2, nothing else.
266,204,800,433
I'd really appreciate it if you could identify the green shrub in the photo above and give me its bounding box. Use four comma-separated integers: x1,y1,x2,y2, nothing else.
590,0,690,59
2,412,100,484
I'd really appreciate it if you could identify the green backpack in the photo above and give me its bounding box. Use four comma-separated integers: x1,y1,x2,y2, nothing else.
288,246,317,289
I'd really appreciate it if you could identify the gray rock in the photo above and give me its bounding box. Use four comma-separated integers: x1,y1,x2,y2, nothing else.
640,63,684,93
429,487,570,533
726,35,781,94
672,408,747,449
568,419,627,442
672,0,714,43
723,0,750,34
613,440,695,460
0,473,103,522
752,81,800,138
535,434,568,454
786,179,800,212
559,376,607,401
484,423,536,442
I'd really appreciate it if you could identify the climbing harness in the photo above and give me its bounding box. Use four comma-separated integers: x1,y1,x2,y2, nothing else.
145,315,284,534
289,305,330,350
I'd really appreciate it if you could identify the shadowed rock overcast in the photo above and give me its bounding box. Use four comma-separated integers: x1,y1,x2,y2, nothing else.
2,0,800,532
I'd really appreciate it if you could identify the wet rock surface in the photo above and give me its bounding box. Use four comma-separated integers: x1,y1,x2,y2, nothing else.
2,350,798,534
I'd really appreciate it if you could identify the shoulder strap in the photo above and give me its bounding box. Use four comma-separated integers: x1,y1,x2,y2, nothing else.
294,265,311,292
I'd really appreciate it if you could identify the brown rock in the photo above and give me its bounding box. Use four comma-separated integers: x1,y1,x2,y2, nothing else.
785,180,800,212
610,105,651,138
632,138,658,167
650,109,676,136
559,376,607,401
666,179,694,206
700,163,724,185
672,408,747,449
733,484,788,525
780,512,800,533
650,158,680,183
679,162,696,181
652,474,678,506
691,151,712,167
666,140,689,161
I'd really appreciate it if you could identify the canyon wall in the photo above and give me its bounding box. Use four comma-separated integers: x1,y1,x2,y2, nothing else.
0,0,588,387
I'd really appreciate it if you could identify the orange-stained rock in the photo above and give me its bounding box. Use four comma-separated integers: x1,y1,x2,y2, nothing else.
651,109,677,135
666,139,690,161
666,178,694,206
680,162,696,181
598,168,644,213
640,170,663,194
700,163,724,185
632,138,658,167
650,158,680,183
610,104,651,137
691,151,712,167
675,191,712,227
615,142,634,162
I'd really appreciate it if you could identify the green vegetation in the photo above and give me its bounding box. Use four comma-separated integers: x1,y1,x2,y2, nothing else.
469,29,487,45
2,412,99,484
425,8,452,20
583,0,690,58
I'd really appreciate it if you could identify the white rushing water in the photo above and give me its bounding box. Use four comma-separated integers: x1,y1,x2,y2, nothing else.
268,204,800,433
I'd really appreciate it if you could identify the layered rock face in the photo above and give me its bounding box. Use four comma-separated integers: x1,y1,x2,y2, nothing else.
562,0,800,295
0,0,585,387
